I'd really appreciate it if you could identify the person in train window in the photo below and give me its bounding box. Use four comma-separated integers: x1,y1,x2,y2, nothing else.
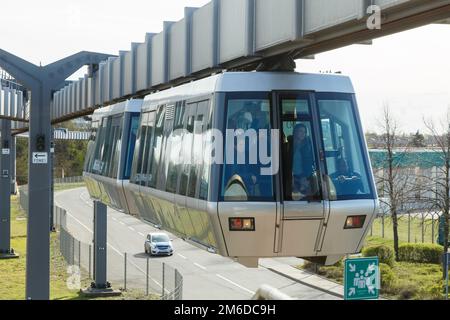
289,124,315,199
330,158,364,197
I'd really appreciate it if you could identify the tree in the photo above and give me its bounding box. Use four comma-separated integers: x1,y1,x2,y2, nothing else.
376,106,411,261
411,130,426,148
422,115,450,279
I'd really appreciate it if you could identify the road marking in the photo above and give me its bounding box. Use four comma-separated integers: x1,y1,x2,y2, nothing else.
216,274,255,295
120,222,125,226
177,253,187,259
55,201,164,290
112,217,117,221
194,263,207,271
138,232,145,237
128,227,135,232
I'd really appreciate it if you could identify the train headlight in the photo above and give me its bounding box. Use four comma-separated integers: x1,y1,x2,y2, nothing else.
344,215,366,229
229,218,255,231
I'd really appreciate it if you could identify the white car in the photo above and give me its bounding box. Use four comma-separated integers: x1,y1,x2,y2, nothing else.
144,233,174,256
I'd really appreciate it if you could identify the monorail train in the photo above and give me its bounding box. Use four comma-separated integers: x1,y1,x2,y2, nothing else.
83,71,378,267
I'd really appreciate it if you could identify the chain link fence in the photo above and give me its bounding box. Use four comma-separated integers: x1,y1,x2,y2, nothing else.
54,206,183,300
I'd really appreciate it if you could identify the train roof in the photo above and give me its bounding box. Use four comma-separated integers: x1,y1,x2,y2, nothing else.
92,99,143,120
142,71,354,108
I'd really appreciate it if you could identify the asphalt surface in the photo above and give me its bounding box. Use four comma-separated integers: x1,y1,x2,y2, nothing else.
55,187,340,300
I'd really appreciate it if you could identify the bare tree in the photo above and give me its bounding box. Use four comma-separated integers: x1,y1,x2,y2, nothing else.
376,106,411,261
422,115,450,277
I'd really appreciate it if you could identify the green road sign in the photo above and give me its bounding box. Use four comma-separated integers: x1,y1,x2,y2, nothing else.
344,257,380,300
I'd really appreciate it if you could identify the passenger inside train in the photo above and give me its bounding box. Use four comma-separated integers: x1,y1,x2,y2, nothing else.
330,158,363,197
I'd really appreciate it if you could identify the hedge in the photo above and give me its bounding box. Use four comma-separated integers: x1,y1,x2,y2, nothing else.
362,245,395,267
398,243,443,264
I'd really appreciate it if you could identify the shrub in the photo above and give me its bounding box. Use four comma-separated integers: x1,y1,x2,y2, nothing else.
362,245,395,267
379,263,397,292
398,243,443,264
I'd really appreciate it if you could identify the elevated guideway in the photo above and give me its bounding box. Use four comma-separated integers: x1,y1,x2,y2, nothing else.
2,0,450,133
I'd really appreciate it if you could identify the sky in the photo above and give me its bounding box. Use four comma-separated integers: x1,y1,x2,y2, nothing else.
1,0,450,134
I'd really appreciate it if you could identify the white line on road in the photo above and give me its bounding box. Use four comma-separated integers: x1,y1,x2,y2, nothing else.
55,199,163,289
120,222,125,226
138,232,145,237
112,217,117,221
128,227,135,232
177,254,187,259
216,274,255,295
194,263,207,271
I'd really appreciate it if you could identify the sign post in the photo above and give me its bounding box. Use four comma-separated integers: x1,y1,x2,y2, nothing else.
344,257,380,300
444,252,449,300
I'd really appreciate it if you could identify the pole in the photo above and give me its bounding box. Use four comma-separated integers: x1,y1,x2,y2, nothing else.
124,252,127,291
162,262,165,299
78,241,81,269
146,257,149,296
0,120,16,258
408,213,411,243
88,244,92,279
93,201,108,289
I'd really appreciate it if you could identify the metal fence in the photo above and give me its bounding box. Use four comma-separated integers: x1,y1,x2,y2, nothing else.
54,206,183,300
53,176,84,184
370,212,441,244
18,176,85,215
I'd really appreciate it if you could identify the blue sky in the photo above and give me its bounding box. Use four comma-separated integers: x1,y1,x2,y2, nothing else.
2,1,449,133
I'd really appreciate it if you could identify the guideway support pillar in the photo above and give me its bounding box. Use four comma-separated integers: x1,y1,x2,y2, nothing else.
82,200,121,297
0,120,19,259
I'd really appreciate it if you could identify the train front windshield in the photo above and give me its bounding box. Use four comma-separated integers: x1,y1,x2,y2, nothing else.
221,91,374,202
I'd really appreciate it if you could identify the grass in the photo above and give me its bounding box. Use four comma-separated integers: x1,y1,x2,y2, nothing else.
0,194,159,300
300,235,447,300
370,215,439,244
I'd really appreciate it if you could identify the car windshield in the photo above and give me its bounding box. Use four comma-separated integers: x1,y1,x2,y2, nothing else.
152,234,170,243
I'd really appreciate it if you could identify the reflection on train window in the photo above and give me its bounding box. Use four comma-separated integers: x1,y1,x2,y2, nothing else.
178,103,197,196
133,112,155,186
280,95,320,202
166,103,185,193
147,107,166,188
108,115,123,179
123,114,140,179
317,93,372,200
222,93,274,201
91,117,110,175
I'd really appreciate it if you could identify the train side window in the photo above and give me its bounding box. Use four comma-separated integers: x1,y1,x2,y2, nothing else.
139,112,156,186
147,106,166,189
221,93,274,201
178,102,197,196
92,117,112,175
158,104,176,191
166,102,185,193
280,95,320,202
89,118,107,174
130,112,149,184
109,115,123,179
199,102,212,201
123,113,140,180
187,112,204,198
317,93,372,200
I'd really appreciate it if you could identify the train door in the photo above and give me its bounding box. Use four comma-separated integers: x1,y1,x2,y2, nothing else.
274,92,328,256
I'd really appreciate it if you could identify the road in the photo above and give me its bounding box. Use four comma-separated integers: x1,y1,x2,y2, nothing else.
55,187,340,300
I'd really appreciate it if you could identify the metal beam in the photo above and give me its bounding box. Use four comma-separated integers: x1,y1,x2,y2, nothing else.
0,120,17,259
93,200,107,288
0,48,113,300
